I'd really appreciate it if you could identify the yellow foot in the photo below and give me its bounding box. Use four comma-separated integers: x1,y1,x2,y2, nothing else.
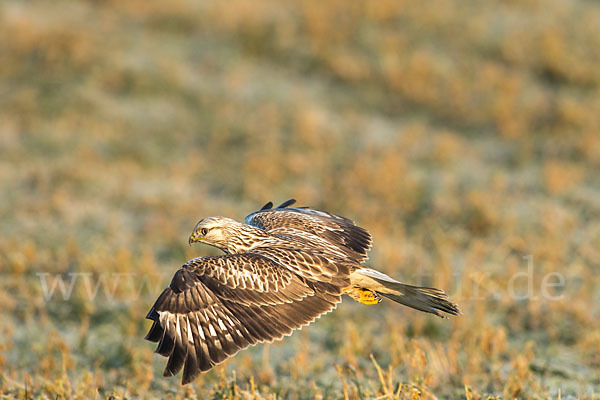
359,289,381,305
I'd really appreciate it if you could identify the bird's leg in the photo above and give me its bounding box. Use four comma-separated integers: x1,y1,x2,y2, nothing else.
359,289,381,305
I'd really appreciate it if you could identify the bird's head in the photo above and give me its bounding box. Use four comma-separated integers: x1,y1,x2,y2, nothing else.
188,216,244,252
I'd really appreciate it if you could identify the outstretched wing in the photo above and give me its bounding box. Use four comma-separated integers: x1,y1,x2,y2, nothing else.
245,199,372,263
145,252,347,384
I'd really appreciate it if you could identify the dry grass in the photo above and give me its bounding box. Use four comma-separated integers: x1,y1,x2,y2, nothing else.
1,0,599,398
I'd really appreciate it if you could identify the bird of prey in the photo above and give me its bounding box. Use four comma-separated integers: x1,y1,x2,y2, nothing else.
145,199,459,384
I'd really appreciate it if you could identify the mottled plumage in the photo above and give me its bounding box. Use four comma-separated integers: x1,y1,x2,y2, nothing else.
145,199,460,384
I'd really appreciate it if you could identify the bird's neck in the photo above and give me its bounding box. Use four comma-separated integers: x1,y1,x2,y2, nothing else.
223,224,273,254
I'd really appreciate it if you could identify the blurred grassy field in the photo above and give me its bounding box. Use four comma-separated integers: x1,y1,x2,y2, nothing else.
1,0,600,398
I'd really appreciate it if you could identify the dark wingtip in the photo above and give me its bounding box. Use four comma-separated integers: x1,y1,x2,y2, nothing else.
145,319,163,342
277,199,296,208
181,373,196,385
146,308,159,320
260,201,274,210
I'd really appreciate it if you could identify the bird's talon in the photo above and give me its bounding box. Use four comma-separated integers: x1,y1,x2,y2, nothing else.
359,289,381,305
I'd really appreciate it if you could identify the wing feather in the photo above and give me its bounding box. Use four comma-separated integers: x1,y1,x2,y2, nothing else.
145,251,346,384
164,315,187,376
260,201,273,210
275,199,297,208
245,201,372,263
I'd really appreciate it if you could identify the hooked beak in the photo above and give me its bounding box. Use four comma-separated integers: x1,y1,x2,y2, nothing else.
188,232,202,246
188,221,203,246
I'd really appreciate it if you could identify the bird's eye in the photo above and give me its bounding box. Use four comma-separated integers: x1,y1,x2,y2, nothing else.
201,228,208,235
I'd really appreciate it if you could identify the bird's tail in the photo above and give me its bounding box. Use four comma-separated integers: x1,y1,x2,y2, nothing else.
377,284,460,317
349,268,461,318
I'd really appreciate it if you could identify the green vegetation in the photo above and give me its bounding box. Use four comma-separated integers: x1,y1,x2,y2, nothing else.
1,0,599,398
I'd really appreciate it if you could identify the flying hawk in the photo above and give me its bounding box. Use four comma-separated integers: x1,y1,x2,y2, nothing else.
145,199,459,384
